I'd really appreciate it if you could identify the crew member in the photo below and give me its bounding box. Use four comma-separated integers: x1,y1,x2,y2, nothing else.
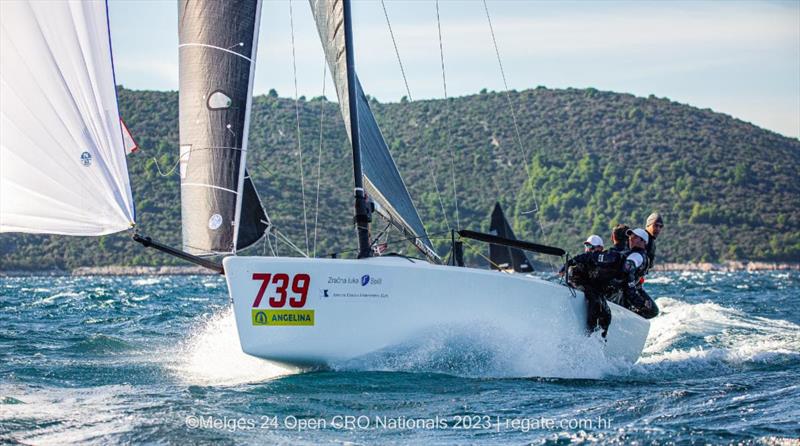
608,224,629,253
563,233,624,338
632,212,664,318
620,228,659,319
583,234,604,253
644,212,663,273
559,234,604,275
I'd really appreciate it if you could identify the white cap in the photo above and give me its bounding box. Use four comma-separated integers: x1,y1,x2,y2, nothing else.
626,228,649,244
583,234,604,247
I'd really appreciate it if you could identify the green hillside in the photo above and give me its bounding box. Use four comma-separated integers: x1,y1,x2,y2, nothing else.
2,86,798,270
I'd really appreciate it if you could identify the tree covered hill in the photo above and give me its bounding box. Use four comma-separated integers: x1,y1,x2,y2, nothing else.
1,86,798,270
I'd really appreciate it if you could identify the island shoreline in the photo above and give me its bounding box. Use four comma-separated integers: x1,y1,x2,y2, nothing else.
1,261,798,276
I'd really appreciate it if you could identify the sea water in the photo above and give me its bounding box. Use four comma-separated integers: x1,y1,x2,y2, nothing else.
0,271,798,444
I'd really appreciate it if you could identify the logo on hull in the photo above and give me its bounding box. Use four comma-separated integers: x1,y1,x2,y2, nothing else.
252,309,315,326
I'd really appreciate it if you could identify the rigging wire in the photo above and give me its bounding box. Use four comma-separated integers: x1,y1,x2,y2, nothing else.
380,0,413,102
380,1,450,232
429,158,451,231
274,227,309,258
435,0,461,230
369,222,393,250
460,239,508,272
289,0,310,256
482,0,529,172
312,61,327,258
482,0,555,271
324,230,452,258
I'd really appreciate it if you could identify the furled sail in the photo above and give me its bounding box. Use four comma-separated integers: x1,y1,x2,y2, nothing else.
178,0,267,256
0,0,135,235
309,0,438,261
489,202,533,273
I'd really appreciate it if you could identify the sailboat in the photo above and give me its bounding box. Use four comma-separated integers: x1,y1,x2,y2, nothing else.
488,202,534,273
0,0,651,376
217,0,650,368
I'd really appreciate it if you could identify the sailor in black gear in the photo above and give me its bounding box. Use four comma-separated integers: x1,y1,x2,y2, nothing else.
583,234,604,253
644,212,663,273
608,224,630,254
558,234,604,275
620,228,659,319
563,242,625,338
604,224,629,307
629,212,664,318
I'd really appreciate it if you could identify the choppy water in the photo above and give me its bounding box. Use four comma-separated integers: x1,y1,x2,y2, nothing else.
1,271,798,444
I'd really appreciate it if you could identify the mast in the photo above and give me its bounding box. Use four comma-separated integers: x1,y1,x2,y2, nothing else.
343,0,372,259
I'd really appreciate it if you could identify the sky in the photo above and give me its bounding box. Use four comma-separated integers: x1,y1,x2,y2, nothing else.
108,0,800,139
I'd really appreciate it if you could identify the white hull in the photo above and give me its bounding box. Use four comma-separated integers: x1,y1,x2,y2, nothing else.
223,256,649,375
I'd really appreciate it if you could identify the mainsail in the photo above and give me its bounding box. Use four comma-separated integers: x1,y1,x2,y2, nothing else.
309,0,439,262
0,0,135,235
178,0,268,256
489,202,533,273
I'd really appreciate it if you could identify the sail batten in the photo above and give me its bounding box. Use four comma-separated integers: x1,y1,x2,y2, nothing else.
309,0,439,261
0,0,135,236
178,0,267,256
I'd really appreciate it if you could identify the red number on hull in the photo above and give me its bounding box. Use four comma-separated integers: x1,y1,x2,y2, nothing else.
290,274,310,308
252,273,311,308
269,273,290,308
251,273,272,307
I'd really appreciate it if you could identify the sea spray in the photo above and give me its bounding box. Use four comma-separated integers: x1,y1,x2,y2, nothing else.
168,308,297,386
627,296,800,378
332,320,617,379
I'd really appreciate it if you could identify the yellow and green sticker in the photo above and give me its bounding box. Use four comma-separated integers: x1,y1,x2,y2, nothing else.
252,309,315,326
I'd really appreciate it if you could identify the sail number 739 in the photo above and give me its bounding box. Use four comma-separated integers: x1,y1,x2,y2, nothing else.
252,273,310,308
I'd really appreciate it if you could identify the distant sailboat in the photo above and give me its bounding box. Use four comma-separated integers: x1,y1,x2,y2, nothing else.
488,202,534,273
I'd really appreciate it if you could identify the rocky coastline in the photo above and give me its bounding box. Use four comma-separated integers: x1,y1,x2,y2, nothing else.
1,261,798,276
0,265,216,276
653,261,800,272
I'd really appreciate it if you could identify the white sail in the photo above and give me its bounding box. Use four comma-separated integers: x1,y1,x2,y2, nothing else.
0,0,135,236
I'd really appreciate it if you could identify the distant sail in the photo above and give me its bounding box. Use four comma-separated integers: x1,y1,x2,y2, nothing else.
0,1,135,235
309,0,438,261
178,0,267,256
489,202,533,273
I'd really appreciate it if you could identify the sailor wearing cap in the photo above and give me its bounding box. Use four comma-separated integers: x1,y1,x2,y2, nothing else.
620,227,659,319
644,212,664,273
583,234,604,253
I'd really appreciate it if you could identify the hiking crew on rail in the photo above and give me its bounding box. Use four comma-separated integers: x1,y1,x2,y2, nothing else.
562,213,664,337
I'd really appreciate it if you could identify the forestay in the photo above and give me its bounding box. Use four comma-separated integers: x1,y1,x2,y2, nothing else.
178,0,268,256
0,0,135,235
308,0,439,262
